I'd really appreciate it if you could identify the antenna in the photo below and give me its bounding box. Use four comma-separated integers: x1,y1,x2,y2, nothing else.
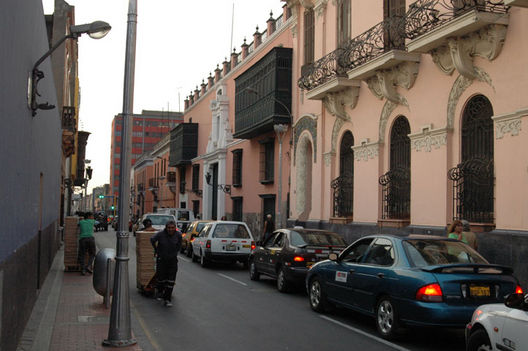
229,2,234,58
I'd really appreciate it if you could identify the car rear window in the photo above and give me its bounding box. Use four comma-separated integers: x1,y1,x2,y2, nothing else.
212,224,251,239
196,222,207,233
290,231,347,247
146,215,174,226
403,239,488,267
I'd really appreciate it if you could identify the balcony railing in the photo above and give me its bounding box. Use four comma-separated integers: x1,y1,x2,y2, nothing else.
379,167,410,220
405,0,509,40
298,47,348,90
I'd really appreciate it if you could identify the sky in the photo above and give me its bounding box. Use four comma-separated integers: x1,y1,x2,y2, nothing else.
42,0,286,192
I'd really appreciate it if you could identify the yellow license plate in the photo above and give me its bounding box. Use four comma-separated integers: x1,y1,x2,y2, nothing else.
242,244,250,248
470,286,490,297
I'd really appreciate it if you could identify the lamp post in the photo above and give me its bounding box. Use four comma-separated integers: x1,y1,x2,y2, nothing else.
104,0,137,347
28,21,111,116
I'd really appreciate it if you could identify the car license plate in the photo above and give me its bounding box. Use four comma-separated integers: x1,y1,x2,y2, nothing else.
469,285,490,297
226,244,236,251
242,244,250,248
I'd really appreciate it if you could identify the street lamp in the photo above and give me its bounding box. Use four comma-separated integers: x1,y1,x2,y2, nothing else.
246,87,291,228
28,21,111,116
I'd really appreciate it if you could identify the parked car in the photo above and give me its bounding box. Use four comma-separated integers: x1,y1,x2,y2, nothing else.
306,234,522,340
465,291,526,351
191,221,255,267
249,228,347,292
136,213,177,232
181,220,212,257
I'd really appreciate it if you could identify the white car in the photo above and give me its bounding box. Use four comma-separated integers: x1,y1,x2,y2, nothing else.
466,292,528,351
191,221,255,267
136,213,177,232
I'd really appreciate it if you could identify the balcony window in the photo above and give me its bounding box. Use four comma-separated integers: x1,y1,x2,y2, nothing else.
232,149,243,187
192,164,200,191
337,0,351,47
259,139,274,184
304,8,315,66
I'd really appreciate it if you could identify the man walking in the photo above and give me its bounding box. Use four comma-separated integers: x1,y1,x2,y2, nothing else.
150,221,182,307
78,212,96,276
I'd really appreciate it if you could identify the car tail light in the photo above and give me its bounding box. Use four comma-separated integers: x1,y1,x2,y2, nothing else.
190,238,195,242
416,283,443,302
206,240,211,249
293,256,305,262
515,285,523,294
251,241,256,250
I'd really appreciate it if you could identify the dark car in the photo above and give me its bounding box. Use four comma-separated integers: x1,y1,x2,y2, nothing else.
94,212,108,231
306,235,522,340
249,228,347,293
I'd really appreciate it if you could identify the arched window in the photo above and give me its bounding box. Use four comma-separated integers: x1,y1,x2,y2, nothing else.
380,116,410,219
332,131,354,217
449,95,494,223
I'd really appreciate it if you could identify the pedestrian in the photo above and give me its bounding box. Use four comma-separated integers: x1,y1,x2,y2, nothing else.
142,218,157,231
461,219,478,251
261,214,275,244
447,219,469,245
221,215,227,220
78,212,96,276
150,220,182,307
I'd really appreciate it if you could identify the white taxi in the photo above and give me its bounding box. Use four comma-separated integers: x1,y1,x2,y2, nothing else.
191,221,255,268
466,291,527,351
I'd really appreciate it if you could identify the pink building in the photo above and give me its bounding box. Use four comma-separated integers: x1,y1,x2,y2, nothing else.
288,0,528,285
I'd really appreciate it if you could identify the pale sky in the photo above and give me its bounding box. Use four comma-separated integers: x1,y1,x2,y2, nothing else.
42,0,286,192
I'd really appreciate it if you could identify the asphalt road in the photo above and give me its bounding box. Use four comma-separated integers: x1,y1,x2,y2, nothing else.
95,229,465,351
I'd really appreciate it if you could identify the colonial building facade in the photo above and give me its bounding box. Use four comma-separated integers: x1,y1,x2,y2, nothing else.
287,0,528,285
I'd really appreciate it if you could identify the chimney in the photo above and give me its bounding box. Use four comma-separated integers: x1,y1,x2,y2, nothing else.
189,92,194,105
214,64,222,83
222,57,230,76
194,86,200,101
267,11,276,36
230,48,238,70
208,73,214,89
200,79,207,95
283,4,290,20
184,97,189,110
241,38,249,60
253,26,262,49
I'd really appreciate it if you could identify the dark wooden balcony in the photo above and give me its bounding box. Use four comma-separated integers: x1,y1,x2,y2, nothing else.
234,47,292,139
169,123,198,167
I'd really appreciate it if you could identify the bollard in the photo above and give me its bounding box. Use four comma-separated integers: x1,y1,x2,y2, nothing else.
93,248,116,308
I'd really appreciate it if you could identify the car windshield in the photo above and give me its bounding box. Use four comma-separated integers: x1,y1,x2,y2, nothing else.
212,224,250,239
403,239,488,267
290,231,347,247
196,222,207,232
146,215,173,226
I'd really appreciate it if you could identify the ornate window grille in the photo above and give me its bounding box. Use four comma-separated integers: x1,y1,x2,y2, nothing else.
332,173,354,217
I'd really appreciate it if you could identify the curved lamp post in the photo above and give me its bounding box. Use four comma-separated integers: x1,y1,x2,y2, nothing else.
28,20,111,116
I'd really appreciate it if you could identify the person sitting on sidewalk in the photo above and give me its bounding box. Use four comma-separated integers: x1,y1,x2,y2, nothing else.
78,212,96,276
142,218,157,232
150,221,182,307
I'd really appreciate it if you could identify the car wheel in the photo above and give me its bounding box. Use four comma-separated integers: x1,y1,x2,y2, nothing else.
276,267,290,293
308,277,330,312
200,250,208,268
376,296,400,340
249,260,260,281
467,329,492,351
191,248,198,262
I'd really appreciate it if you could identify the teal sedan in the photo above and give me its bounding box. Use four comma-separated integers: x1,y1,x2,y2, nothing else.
306,235,522,340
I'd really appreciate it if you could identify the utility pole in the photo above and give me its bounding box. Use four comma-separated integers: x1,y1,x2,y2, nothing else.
103,0,137,347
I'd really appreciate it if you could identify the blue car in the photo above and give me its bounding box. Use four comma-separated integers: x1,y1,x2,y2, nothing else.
306,235,522,340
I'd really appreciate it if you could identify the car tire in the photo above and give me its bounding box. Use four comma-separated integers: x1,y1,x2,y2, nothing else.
467,329,492,351
376,296,400,340
249,260,260,281
200,250,208,268
308,277,330,312
276,267,290,293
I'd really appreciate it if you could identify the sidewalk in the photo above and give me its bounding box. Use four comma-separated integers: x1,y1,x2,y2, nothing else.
17,245,144,351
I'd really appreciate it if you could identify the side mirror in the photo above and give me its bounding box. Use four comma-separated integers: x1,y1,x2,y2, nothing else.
505,293,524,309
328,253,338,261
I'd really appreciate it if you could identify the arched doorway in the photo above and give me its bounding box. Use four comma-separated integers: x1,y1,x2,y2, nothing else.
449,95,494,223
332,131,354,218
380,116,410,220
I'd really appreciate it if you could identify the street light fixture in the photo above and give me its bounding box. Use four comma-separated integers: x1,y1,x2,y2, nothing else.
28,21,111,116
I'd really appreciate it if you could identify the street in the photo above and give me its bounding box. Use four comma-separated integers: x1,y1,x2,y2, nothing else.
95,229,465,351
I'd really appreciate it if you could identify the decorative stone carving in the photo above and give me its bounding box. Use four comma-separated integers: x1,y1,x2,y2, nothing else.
293,114,318,164
431,24,508,79
409,124,448,152
323,151,335,167
493,108,527,139
378,100,398,143
366,61,419,106
299,0,314,8
322,87,359,120
314,0,328,16
329,118,345,157
447,75,473,129
352,139,380,161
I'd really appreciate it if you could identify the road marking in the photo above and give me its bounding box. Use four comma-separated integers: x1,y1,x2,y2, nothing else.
130,299,162,351
319,315,411,351
217,273,248,286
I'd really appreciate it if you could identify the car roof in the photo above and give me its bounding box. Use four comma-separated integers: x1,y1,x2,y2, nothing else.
210,221,248,225
281,228,340,235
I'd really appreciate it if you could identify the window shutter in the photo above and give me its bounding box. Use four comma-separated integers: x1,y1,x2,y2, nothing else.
259,144,266,182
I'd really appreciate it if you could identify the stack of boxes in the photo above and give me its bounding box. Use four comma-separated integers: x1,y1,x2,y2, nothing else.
63,216,80,271
135,231,156,291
